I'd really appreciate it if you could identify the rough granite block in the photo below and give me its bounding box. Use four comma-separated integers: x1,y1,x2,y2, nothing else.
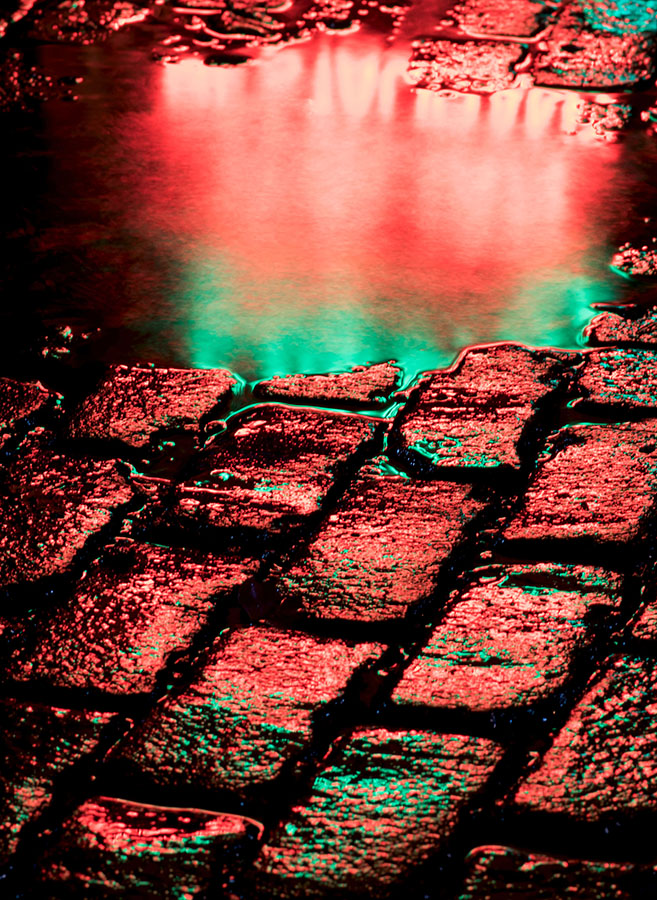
504,421,657,548
38,796,263,898
578,348,657,410
274,458,486,622
584,308,657,347
112,626,384,793
4,539,259,695
251,727,504,898
390,344,567,473
392,564,622,713
254,362,402,407
0,701,116,865
449,0,546,36
168,405,382,535
67,364,236,450
512,655,657,821
408,38,524,94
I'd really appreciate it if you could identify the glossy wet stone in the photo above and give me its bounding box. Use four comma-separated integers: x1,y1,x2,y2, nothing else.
503,421,657,549
274,458,486,622
578,348,657,410
4,539,259,695
112,626,384,793
38,796,263,898
0,439,134,590
458,845,653,899
449,0,547,37
389,345,567,474
532,8,657,89
512,655,657,822
392,564,622,714
0,700,115,865
168,405,382,536
584,306,657,346
67,364,236,450
408,38,523,94
610,242,657,279
24,0,149,44
251,727,504,898
254,362,402,408
0,377,51,448
575,0,657,36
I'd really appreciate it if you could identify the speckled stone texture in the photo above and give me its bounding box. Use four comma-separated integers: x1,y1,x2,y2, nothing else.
512,655,657,822
458,845,654,899
389,344,567,474
0,377,51,447
584,307,657,346
578,348,657,409
254,362,402,407
449,0,547,36
0,438,134,589
168,405,382,535
251,727,504,898
38,797,263,898
532,7,657,89
611,243,657,279
408,38,523,94
631,602,657,642
3,539,259,695
112,627,384,794
0,701,116,864
273,458,486,622
503,421,657,549
392,564,622,714
67,364,236,450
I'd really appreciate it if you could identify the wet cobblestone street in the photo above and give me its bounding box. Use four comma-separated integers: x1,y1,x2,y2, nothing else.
4,0,657,898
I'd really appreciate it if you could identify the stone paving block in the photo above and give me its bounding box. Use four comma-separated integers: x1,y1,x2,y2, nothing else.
503,421,657,549
408,38,524,94
584,307,657,346
67,364,236,450
112,626,384,794
0,438,134,590
0,377,51,448
578,348,657,410
0,700,116,865
274,458,486,622
449,0,547,37
251,727,504,898
38,796,263,898
390,344,567,474
392,564,622,714
512,654,657,822
168,405,382,536
254,362,402,407
458,844,654,899
4,539,259,695
532,7,656,89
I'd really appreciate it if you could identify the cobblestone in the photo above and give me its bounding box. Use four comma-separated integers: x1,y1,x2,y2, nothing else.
254,362,402,407
578,348,657,409
584,306,657,346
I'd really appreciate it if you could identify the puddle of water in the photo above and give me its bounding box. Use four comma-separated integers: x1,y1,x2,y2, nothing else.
3,26,657,379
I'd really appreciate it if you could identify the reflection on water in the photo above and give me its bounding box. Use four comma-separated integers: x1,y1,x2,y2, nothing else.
9,29,655,379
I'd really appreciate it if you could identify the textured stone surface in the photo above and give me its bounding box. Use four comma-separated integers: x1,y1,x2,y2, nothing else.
4,539,259,695
38,796,263,898
254,362,402,407
112,627,384,793
408,38,523,94
533,8,656,89
458,845,652,899
512,655,657,821
504,421,657,548
0,377,51,447
169,405,381,535
68,364,236,450
631,601,657,642
0,439,134,589
390,345,566,473
449,0,547,36
392,564,622,714
575,0,657,36
252,727,504,898
610,242,657,279
0,701,115,865
274,458,486,622
578,348,657,409
584,308,657,346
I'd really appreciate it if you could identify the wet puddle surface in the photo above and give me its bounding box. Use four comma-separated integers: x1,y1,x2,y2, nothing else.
3,1,657,380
